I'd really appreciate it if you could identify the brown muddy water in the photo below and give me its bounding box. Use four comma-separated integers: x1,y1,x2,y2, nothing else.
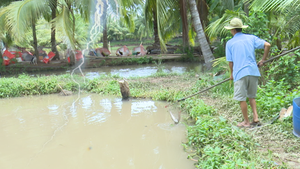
18,62,202,79
0,94,195,169
82,62,203,79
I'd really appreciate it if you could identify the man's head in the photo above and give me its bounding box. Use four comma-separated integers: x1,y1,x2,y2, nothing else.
224,18,248,35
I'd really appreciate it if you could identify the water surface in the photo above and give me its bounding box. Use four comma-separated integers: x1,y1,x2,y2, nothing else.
0,94,194,169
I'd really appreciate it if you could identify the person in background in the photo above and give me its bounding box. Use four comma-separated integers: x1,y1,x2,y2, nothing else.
224,17,271,127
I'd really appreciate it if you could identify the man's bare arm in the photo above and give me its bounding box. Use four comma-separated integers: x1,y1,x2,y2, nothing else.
258,42,271,66
229,62,233,80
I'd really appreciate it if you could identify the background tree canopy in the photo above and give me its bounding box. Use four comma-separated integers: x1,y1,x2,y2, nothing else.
0,0,299,64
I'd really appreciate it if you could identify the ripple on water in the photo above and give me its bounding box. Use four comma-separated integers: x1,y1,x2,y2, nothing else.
0,94,194,169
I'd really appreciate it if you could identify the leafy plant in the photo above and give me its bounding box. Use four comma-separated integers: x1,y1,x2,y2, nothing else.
184,115,278,168
256,79,300,119
265,51,300,87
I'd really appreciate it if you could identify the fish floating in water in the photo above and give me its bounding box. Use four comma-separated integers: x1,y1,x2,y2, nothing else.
168,111,181,124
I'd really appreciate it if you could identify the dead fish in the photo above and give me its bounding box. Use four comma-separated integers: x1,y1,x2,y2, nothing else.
169,111,181,124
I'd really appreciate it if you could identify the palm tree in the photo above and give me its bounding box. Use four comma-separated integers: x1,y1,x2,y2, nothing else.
102,0,109,49
206,10,248,39
248,0,300,49
180,0,189,48
248,0,300,11
132,7,153,40
119,0,186,53
0,0,47,58
107,17,129,41
50,0,59,60
188,0,214,69
144,0,178,52
0,0,92,64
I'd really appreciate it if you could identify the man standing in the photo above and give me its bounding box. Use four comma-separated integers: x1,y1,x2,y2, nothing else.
225,18,271,127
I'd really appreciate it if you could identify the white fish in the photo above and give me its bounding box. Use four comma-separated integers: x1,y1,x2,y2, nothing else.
168,111,181,124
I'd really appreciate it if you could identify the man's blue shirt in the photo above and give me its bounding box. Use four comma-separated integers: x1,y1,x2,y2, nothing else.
226,32,265,82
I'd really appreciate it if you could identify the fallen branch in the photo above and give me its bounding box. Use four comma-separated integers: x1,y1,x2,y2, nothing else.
58,84,67,96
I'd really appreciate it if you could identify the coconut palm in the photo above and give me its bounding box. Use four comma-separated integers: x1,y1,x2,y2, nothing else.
206,9,248,39
143,0,179,52
119,0,189,53
0,0,92,63
133,7,153,40
107,17,129,41
188,0,215,69
0,0,47,57
247,0,300,11
180,0,189,48
102,0,109,49
247,0,300,48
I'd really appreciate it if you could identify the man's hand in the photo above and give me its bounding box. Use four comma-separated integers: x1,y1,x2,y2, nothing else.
258,59,266,67
229,74,233,80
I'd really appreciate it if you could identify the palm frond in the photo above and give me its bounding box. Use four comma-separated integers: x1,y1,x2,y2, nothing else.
54,6,76,49
246,0,300,11
1,0,46,42
206,9,247,39
212,56,230,72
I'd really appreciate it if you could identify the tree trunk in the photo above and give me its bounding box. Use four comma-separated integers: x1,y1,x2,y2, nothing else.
180,0,189,49
276,37,282,51
188,0,214,69
197,0,209,30
153,10,160,47
118,80,130,100
102,0,108,49
32,20,39,63
197,0,210,44
244,1,250,16
51,0,59,60
69,50,75,65
103,26,108,49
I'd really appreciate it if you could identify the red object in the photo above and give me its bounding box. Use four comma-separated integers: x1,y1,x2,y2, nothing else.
67,50,83,63
133,45,147,56
116,46,131,56
95,48,111,56
2,56,10,66
10,51,23,59
2,50,23,65
43,51,56,64
75,50,83,61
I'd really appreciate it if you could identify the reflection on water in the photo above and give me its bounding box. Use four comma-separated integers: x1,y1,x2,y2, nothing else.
131,101,157,115
79,62,202,79
0,94,194,169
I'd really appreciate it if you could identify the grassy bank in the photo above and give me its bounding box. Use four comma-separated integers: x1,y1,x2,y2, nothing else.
0,68,299,168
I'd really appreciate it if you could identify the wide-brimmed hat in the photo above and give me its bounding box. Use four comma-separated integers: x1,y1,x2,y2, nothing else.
224,18,248,30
